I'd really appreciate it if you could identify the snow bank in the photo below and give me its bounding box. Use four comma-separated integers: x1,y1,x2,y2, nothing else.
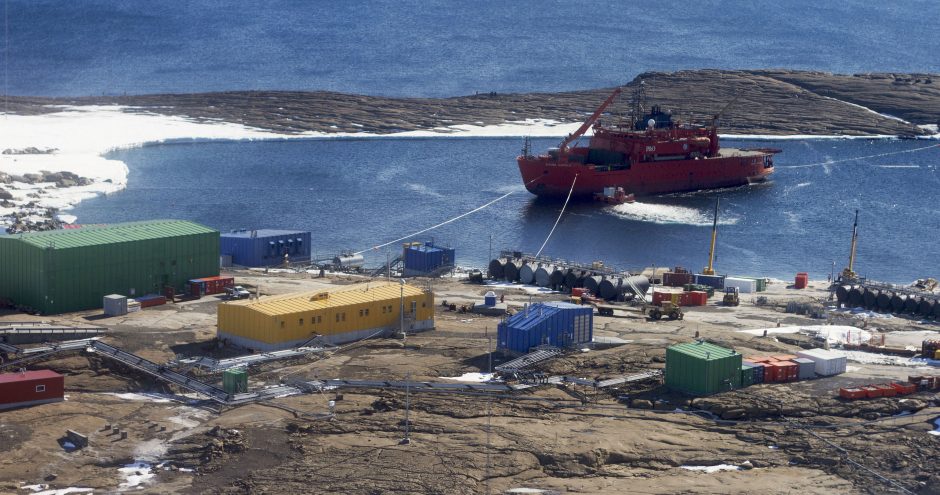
119,461,156,489
441,372,497,382
737,325,871,345
680,464,742,473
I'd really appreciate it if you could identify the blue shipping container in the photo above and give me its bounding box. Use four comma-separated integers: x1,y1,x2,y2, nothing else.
694,274,726,290
220,229,311,267
497,302,593,354
402,241,455,276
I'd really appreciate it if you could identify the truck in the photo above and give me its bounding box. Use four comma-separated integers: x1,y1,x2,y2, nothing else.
571,290,683,320
225,285,251,300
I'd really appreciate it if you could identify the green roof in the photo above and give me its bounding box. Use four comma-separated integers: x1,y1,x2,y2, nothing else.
7,220,217,249
669,341,739,361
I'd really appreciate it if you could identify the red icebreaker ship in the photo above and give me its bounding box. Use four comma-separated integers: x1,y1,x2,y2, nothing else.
517,86,779,199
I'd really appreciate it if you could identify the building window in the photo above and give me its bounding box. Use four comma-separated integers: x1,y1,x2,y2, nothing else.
280,321,285,329
341,313,346,322
422,302,426,308
299,318,304,326
359,309,364,317
317,316,322,324
411,301,417,314
35,384,46,393
336,314,341,323
364,308,369,316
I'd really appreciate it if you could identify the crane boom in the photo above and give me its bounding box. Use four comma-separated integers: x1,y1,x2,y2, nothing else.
558,86,623,151
702,198,720,275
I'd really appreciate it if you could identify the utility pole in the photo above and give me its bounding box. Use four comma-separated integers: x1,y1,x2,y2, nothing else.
484,396,492,495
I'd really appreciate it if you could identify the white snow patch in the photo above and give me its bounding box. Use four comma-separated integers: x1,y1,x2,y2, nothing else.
680,464,742,473
737,325,871,345
607,202,739,226
442,372,497,382
483,280,559,295
929,418,940,436
21,486,93,495
833,350,925,367
102,392,173,403
118,461,156,490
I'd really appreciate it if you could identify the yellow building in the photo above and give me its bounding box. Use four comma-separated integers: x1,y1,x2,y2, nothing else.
217,281,434,351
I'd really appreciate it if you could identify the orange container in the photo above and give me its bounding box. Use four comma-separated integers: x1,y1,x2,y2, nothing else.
839,388,866,400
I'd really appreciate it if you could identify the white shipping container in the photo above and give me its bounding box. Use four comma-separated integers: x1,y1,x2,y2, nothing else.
796,348,847,376
725,277,757,294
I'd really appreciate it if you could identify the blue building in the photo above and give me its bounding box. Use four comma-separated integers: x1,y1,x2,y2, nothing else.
220,229,311,267
402,241,455,277
497,302,593,354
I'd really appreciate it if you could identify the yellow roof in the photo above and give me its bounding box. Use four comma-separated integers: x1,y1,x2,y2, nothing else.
224,281,428,316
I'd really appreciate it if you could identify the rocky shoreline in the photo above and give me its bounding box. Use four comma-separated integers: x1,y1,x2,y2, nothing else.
2,69,939,233
6,69,940,137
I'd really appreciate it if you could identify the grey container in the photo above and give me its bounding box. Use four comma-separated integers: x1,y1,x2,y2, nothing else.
103,294,128,316
793,357,816,380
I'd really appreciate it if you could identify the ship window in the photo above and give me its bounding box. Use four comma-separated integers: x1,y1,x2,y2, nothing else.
35,384,46,393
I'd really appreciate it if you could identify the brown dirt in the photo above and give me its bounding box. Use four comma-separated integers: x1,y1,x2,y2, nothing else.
1,273,938,494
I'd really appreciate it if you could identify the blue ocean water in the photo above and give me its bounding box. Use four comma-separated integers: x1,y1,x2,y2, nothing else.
4,0,940,97
70,137,940,283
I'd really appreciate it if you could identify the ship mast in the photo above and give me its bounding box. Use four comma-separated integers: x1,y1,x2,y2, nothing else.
558,86,622,152
840,209,860,281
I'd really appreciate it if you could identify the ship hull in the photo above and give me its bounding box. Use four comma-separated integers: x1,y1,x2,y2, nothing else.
518,150,774,198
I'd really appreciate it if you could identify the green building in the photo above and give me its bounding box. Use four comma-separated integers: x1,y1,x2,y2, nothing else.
0,220,219,314
665,341,742,395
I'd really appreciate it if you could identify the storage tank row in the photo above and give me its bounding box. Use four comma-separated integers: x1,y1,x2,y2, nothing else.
487,258,648,300
835,285,940,318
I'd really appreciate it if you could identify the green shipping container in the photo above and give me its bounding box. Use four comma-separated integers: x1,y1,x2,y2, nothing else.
740,363,755,387
0,220,219,314
665,341,743,395
222,368,248,394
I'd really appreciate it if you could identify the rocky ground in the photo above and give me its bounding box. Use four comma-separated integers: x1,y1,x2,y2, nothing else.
5,69,940,137
0,272,938,494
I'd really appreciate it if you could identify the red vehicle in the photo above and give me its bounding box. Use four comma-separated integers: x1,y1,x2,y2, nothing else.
0,370,64,410
517,86,779,199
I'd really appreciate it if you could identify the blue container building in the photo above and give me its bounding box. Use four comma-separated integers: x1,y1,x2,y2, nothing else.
402,241,455,277
220,229,312,267
497,302,593,354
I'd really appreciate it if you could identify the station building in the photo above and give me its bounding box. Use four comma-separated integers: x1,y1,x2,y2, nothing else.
220,229,311,267
217,282,434,351
0,220,219,314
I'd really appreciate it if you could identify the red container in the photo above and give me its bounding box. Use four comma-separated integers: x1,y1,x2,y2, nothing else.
794,272,809,289
188,276,235,298
863,385,883,398
571,287,587,298
0,370,65,410
875,384,897,397
135,294,167,308
652,291,680,305
773,361,798,382
686,291,708,306
890,382,917,395
663,272,694,287
839,387,866,400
